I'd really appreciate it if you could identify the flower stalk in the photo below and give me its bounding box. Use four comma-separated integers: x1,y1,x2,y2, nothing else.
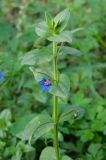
53,41,60,160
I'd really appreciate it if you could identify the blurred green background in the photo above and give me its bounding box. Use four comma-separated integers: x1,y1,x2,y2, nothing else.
0,0,106,160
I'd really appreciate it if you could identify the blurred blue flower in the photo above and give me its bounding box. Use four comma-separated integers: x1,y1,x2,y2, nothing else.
39,77,51,91
0,71,4,80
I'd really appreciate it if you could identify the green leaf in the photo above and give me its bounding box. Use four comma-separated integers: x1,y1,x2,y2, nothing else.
88,143,101,157
0,109,11,121
40,147,73,160
21,46,52,66
62,155,73,160
54,8,70,32
40,147,56,160
35,21,52,38
21,50,37,66
10,112,53,141
34,91,48,104
0,109,12,131
50,74,70,98
59,46,82,56
32,119,54,141
10,113,36,140
91,120,104,132
70,28,84,34
11,142,34,160
71,91,92,107
49,31,72,43
30,66,53,82
45,12,53,29
16,142,34,153
59,105,85,123
77,130,94,142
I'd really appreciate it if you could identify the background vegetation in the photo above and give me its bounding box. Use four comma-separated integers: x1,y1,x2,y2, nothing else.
0,0,106,160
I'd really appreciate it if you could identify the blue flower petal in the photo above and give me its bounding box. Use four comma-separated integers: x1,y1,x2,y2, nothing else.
39,77,51,91
41,85,47,91
46,85,51,91
0,71,4,80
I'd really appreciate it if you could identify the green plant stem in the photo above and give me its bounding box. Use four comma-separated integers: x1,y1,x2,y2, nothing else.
53,41,60,160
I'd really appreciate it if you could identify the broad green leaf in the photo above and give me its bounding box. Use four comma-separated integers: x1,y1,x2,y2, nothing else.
0,109,11,121
10,113,36,140
77,130,94,142
91,120,104,132
40,147,73,160
54,8,70,32
88,143,101,157
10,112,53,141
34,91,48,104
50,74,70,98
59,46,82,56
32,117,54,141
59,105,85,123
35,21,52,38
21,46,52,66
21,50,37,65
49,31,72,43
40,147,56,160
30,66,53,82
62,155,73,160
59,106,76,123
71,91,92,107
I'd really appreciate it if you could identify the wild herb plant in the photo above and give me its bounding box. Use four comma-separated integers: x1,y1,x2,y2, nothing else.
10,8,84,160
0,0,106,160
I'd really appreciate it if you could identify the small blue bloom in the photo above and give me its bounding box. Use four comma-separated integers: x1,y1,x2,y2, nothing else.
0,71,4,80
39,77,51,91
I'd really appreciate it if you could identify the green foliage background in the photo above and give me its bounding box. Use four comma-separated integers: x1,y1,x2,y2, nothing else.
0,0,106,160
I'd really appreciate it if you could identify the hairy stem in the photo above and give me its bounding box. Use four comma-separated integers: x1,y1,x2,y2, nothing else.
53,41,60,160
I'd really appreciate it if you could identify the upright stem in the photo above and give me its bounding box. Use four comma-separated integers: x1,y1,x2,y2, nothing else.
53,41,60,160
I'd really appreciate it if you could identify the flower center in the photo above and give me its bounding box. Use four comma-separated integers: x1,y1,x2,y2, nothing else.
44,80,49,86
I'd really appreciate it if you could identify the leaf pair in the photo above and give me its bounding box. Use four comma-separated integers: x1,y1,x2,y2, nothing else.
10,112,53,141
35,9,72,43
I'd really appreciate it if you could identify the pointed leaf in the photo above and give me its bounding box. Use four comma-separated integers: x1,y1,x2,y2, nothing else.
30,66,53,82
35,21,51,38
22,46,52,66
70,27,84,34
45,12,53,29
59,105,85,123
49,31,72,43
32,119,54,141
59,46,82,56
54,8,70,32
50,74,70,98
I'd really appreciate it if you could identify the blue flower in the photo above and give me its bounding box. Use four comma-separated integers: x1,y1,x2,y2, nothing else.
39,77,51,91
0,71,4,80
